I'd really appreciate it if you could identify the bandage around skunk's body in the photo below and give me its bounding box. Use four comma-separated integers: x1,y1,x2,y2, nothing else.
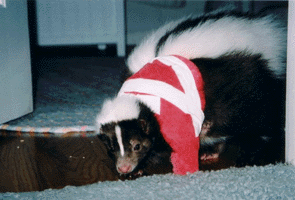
119,55,205,175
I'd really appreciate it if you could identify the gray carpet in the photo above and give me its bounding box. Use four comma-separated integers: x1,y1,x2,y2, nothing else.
2,164,295,199
3,57,123,128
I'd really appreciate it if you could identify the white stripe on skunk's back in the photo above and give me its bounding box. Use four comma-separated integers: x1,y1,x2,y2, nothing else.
127,13,286,77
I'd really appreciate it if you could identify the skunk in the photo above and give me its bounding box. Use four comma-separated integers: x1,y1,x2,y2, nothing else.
96,96,173,177
96,10,286,176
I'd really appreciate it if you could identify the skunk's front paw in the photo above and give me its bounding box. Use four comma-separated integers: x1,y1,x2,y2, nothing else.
128,169,144,180
119,169,144,180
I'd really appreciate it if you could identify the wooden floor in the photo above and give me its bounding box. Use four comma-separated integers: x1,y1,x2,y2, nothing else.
0,130,236,192
0,132,119,192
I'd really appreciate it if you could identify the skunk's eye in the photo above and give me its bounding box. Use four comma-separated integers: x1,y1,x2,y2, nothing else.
134,144,140,151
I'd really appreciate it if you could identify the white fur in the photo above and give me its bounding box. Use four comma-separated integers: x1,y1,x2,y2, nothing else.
127,13,286,77
115,125,125,156
95,96,140,132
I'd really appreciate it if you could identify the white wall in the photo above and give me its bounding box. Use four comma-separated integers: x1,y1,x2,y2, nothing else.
286,0,295,165
36,0,126,56
0,0,33,124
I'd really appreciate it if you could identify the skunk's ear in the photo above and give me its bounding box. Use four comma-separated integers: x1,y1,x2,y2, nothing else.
97,126,114,151
97,124,110,141
97,130,106,139
97,128,108,142
139,119,150,134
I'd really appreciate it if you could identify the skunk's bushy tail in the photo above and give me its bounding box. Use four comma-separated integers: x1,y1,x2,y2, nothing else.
127,10,286,78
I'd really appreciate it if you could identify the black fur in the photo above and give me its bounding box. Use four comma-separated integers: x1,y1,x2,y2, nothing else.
137,104,173,175
192,51,285,167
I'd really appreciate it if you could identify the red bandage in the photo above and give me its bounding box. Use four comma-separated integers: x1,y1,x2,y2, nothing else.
119,55,205,175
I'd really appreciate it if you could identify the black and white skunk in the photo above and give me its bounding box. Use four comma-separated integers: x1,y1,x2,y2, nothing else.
96,96,173,177
96,10,286,176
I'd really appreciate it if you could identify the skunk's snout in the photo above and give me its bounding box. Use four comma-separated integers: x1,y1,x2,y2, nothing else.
116,156,137,174
117,164,132,174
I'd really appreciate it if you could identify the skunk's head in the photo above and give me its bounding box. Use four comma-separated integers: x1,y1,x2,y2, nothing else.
95,96,159,174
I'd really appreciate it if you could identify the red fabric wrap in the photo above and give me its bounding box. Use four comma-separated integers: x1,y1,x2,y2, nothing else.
120,55,205,175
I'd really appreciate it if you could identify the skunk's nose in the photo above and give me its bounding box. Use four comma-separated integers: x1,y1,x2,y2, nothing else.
117,165,132,174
